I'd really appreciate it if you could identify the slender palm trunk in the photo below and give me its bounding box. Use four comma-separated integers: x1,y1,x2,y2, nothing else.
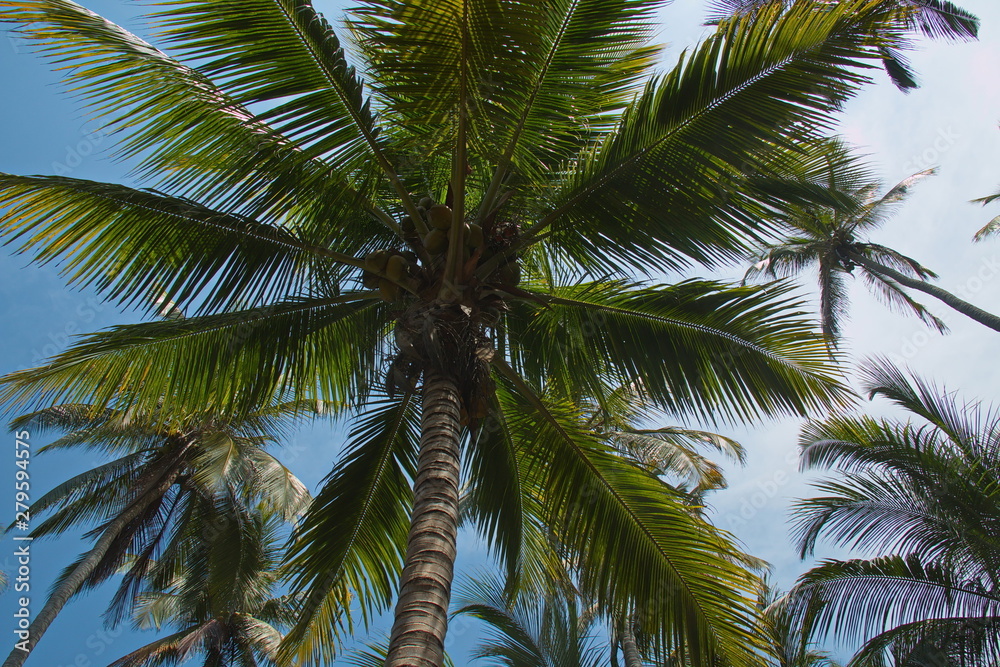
850,252,1000,332
620,619,643,667
385,371,463,667
2,447,188,667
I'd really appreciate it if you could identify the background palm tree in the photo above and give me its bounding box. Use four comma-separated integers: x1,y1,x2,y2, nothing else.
745,140,1000,337
1,401,312,667
784,359,1000,667
454,573,607,667
106,506,308,667
759,584,839,667
0,1,958,664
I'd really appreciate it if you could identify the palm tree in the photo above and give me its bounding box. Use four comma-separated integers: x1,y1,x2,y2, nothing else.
0,1,954,663
1,401,312,667
784,359,1000,667
454,573,608,667
745,140,1000,337
582,385,746,497
106,505,312,667
759,585,839,667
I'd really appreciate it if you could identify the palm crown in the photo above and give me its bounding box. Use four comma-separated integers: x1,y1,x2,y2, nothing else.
744,140,948,340
786,360,1000,667
109,507,305,667
2,400,313,665
0,0,964,664
745,139,1000,337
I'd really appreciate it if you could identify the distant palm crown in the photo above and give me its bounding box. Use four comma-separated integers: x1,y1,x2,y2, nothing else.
788,360,1000,667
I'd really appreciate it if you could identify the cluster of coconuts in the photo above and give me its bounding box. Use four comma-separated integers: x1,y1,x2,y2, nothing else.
363,195,520,302
361,248,419,301
403,196,486,261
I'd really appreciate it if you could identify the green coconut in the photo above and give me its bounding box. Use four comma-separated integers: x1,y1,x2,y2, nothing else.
386,254,408,281
364,249,390,273
428,204,453,230
496,262,521,286
424,229,448,254
378,278,399,301
466,223,484,248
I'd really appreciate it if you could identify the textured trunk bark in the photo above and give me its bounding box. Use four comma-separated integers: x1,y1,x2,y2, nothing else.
621,619,643,667
2,447,188,667
385,371,463,667
851,252,1000,332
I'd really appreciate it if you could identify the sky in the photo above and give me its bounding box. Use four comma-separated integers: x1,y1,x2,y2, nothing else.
1,0,1000,664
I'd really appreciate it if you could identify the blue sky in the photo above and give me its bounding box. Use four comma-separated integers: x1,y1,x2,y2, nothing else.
2,0,1000,664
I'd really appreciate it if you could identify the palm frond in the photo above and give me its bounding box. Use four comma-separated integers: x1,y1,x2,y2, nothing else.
858,266,948,333
0,294,385,417
508,279,851,424
150,0,381,171
0,174,364,316
280,393,420,666
972,214,1000,242
2,0,393,239
106,625,203,667
850,168,935,232
786,556,1000,644
495,365,768,667
526,0,907,273
849,616,1000,667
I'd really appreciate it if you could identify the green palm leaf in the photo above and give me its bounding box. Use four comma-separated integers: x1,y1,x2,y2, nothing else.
524,0,907,273
0,294,386,416
280,393,420,666
0,174,369,315
508,279,850,422
494,365,768,666
151,0,380,169
0,0,381,220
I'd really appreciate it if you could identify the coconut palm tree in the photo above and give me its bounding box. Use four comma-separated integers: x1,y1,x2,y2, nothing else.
745,140,1000,337
454,573,608,667
759,585,839,667
1,401,313,667
0,1,955,664
106,505,313,667
582,384,746,497
784,359,1000,667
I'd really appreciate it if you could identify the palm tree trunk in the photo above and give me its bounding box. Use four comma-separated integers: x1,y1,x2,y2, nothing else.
2,447,188,667
621,619,644,667
385,371,463,667
850,252,1000,332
